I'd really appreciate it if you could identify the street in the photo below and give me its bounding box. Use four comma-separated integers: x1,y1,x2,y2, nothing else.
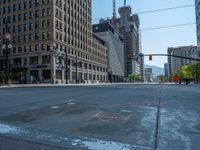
0,84,200,150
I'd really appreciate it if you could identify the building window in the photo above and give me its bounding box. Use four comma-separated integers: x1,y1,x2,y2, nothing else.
29,34,33,41
24,2,28,9
18,47,22,53
29,23,33,30
24,13,28,20
42,70,51,80
24,35,28,42
35,33,39,40
42,9,45,16
24,24,28,31
35,10,39,18
35,44,39,51
42,55,51,64
35,21,39,29
42,32,45,39
47,31,51,38
29,45,33,52
30,12,33,19
24,46,27,52
35,0,39,7
41,44,46,50
30,56,38,65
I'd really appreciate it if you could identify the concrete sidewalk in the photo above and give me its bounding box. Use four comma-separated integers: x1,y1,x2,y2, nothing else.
0,83,138,89
0,82,173,89
0,136,67,150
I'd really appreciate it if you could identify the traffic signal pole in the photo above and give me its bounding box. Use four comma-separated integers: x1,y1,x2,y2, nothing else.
141,54,200,61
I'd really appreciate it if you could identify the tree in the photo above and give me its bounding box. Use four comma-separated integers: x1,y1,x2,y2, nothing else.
182,65,193,79
181,63,200,83
128,74,141,82
157,75,167,83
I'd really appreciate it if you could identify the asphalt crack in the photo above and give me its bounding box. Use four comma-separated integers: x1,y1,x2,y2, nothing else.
153,85,163,150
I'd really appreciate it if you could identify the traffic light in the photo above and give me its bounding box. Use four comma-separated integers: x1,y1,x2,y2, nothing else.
149,55,152,61
128,52,132,61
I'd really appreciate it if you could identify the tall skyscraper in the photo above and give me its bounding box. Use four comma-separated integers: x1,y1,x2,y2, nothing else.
114,6,142,78
0,0,108,84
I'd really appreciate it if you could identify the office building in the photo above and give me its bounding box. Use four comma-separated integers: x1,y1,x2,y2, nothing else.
93,22,124,82
144,68,153,82
164,63,169,79
168,46,199,81
0,0,108,84
116,6,141,78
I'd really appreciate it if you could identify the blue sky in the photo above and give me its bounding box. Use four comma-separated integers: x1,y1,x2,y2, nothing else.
92,0,196,68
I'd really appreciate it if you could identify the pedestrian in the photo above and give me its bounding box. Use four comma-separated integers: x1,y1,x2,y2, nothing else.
186,78,189,85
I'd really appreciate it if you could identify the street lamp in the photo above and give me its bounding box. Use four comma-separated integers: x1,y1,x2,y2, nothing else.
65,52,69,84
72,54,79,84
1,43,12,84
51,44,69,84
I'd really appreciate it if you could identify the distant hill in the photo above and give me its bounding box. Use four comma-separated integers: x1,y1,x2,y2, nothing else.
145,65,164,77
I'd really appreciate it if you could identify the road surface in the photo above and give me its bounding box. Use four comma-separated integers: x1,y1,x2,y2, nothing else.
0,84,199,150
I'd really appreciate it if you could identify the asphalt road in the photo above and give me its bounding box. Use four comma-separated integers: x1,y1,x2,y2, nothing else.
0,84,199,150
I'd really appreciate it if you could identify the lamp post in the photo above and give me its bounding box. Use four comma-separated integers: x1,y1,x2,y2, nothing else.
72,54,79,84
75,55,78,84
65,52,69,84
1,34,12,84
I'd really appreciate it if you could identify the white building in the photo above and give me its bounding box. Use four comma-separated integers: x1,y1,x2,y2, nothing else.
93,22,124,82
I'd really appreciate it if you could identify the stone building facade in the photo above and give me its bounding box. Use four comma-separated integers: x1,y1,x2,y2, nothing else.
168,46,199,81
0,0,108,84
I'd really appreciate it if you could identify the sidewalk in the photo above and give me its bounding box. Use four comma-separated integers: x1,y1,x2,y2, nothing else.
0,82,178,89
0,82,143,88
0,135,67,150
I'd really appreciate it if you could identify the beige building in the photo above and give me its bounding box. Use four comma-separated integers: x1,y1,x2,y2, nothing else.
168,46,200,81
0,0,108,84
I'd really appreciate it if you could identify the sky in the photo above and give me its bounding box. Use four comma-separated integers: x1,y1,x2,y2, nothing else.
92,0,196,68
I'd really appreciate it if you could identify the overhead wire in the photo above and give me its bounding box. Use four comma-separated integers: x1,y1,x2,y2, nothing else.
92,4,195,21
141,23,196,31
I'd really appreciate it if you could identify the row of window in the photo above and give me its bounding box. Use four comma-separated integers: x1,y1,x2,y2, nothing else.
0,20,51,35
6,43,106,65
11,55,51,66
0,0,50,8
0,8,51,24
10,55,107,72
10,31,51,44
11,44,51,54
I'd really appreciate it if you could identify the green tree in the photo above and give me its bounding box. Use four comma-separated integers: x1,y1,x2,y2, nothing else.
182,65,193,79
181,63,200,83
128,74,141,82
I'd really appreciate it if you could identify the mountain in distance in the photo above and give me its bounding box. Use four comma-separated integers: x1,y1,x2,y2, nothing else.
145,65,164,77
